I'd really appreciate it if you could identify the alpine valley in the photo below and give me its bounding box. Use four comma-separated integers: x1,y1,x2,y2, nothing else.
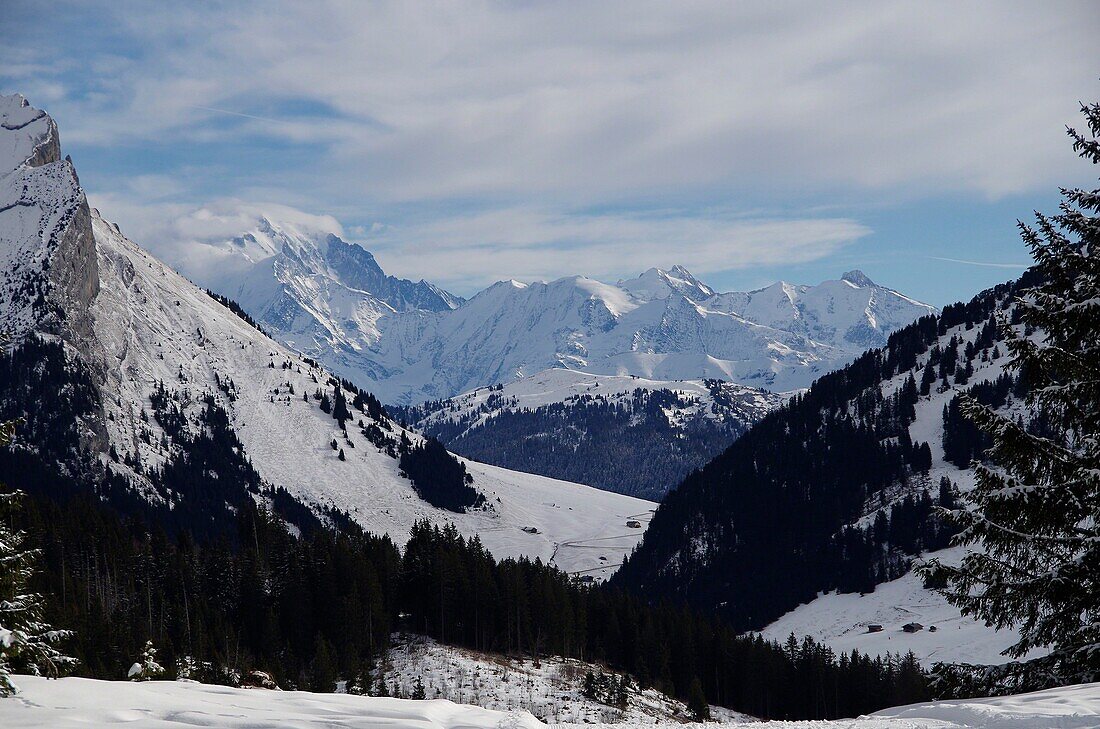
175,204,935,497
3,84,1098,729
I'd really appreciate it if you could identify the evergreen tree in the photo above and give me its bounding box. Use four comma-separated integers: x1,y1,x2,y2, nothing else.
127,641,165,681
687,676,710,721
412,675,426,700
0,424,75,695
310,635,337,692
332,386,351,428
923,102,1100,688
582,670,597,700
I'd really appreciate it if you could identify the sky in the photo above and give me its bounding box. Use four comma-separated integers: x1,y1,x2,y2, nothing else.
2,1,1097,305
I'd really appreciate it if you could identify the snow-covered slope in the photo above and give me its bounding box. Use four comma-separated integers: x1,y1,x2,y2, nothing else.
403,368,780,432
0,93,652,576
379,634,751,724
0,676,544,729
89,214,653,573
192,216,935,404
760,547,1044,667
5,675,1100,728
612,267,1043,663
758,304,1041,666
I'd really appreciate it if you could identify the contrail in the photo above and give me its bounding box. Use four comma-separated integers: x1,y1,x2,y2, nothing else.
927,256,1028,269
187,105,290,125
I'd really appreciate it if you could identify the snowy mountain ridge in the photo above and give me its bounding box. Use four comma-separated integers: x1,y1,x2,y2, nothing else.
190,214,936,404
0,93,652,577
394,368,785,498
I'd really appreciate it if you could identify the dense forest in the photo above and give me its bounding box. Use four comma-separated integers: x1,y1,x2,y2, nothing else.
394,382,773,499
398,435,483,512
10,491,928,720
613,270,1043,630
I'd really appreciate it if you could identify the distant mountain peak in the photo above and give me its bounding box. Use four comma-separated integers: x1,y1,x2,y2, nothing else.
619,264,716,302
841,269,877,288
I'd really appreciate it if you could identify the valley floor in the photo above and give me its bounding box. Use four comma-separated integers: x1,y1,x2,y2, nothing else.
2,676,1099,728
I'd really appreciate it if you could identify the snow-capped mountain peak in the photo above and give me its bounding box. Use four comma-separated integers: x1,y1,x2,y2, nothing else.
618,264,716,302
1,93,60,174
841,268,877,288
189,240,935,403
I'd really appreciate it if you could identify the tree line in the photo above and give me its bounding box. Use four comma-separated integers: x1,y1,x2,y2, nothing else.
8,491,929,720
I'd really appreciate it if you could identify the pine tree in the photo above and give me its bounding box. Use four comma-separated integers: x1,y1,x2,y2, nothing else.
687,676,710,721
127,640,165,681
310,635,337,692
332,386,351,428
0,421,75,695
923,101,1100,688
412,675,425,700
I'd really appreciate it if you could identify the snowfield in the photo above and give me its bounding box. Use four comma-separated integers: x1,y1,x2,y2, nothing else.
0,676,543,728
3,676,1100,728
760,548,1043,667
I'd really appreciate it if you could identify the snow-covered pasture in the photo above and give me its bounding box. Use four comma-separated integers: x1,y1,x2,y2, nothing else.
3,676,1100,728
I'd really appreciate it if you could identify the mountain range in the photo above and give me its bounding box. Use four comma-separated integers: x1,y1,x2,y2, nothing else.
190,215,937,405
0,93,651,579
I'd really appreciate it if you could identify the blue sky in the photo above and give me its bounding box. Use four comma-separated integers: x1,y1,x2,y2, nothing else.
2,1,1096,305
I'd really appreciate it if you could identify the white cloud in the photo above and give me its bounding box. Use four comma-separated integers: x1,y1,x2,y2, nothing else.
8,1,1096,295
87,195,345,282
87,196,868,293
366,207,871,291
10,0,1095,203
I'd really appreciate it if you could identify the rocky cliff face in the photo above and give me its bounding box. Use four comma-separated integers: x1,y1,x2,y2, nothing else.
0,93,105,451
1,94,100,345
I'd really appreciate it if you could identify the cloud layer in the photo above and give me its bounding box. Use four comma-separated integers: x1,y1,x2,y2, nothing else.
91,194,869,292
5,1,1097,293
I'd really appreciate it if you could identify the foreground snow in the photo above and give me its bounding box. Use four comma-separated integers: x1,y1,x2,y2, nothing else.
0,676,543,728
3,676,1100,728
559,683,1100,728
